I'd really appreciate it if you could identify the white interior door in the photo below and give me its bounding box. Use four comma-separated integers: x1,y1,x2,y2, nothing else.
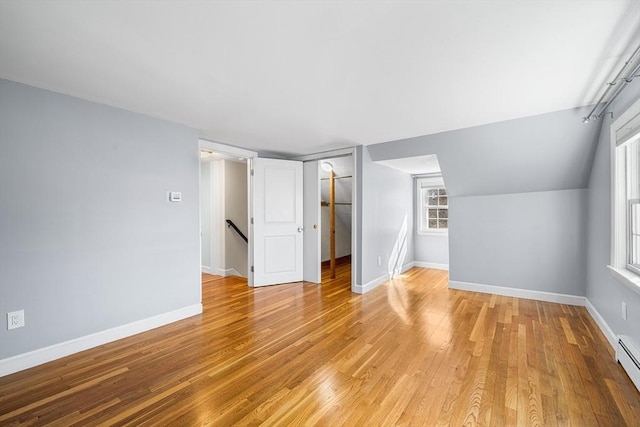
303,160,321,283
252,158,303,286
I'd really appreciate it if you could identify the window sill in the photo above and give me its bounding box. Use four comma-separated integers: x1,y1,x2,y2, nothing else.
417,231,449,236
607,265,640,295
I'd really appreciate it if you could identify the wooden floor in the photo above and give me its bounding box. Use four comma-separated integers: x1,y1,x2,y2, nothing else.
1,265,639,426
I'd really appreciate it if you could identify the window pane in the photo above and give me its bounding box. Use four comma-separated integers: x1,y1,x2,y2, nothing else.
417,180,448,233
428,190,438,205
623,140,640,270
627,139,639,199
631,201,640,266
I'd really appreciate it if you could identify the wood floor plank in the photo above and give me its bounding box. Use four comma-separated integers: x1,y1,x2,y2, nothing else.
1,265,639,425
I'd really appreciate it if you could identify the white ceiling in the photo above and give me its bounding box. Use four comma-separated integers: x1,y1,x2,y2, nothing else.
1,1,638,156
376,154,441,175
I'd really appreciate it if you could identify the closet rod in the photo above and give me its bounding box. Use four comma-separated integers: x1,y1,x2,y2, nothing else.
321,201,351,206
321,175,352,181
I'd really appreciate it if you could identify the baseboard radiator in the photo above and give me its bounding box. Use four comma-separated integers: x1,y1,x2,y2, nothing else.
616,336,640,392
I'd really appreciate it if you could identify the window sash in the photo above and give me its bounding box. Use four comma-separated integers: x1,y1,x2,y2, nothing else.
629,199,640,275
625,135,639,275
419,186,448,231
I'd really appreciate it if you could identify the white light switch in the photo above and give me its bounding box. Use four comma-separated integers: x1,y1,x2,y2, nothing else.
169,191,182,202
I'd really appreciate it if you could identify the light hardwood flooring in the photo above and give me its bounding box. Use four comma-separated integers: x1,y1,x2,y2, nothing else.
1,265,639,425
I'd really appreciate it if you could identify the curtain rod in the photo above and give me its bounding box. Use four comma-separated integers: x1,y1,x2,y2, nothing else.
583,44,640,124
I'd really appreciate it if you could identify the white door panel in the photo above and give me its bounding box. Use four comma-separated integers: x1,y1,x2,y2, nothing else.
265,236,297,272
252,158,303,286
264,168,297,222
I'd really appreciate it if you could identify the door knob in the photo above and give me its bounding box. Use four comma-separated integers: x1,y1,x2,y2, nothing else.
297,226,304,233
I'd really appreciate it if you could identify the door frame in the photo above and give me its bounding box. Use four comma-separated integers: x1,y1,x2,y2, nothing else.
199,139,257,280
294,147,360,293
199,140,360,292
303,160,321,284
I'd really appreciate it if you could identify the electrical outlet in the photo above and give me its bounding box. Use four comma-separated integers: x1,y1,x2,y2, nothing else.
7,310,24,330
622,301,627,320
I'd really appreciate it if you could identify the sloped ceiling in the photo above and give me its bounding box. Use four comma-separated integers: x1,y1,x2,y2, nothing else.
367,105,607,197
376,154,441,175
0,1,638,156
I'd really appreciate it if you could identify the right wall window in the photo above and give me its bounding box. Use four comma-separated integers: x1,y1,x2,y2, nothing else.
611,98,640,283
417,177,448,234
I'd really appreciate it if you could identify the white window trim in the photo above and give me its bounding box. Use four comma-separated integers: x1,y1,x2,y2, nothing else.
609,98,640,295
416,176,448,235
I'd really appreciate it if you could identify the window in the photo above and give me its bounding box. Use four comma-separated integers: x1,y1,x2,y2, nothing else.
417,177,448,233
623,136,639,274
611,99,640,288
631,198,639,272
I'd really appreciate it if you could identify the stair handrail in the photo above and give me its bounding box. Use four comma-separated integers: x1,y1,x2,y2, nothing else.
225,219,248,243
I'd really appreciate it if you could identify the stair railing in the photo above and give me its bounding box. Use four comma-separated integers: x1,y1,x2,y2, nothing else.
225,219,248,243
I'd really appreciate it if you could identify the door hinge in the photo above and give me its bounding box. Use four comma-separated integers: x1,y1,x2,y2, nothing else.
250,217,254,224
251,266,254,272
251,169,254,176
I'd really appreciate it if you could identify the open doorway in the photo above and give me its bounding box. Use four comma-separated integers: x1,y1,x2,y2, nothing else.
319,155,353,284
200,151,248,277
199,140,257,279
200,141,360,291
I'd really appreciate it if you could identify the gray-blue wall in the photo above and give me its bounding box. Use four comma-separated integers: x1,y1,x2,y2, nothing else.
414,233,449,267
359,147,414,287
449,189,587,295
586,79,640,348
367,106,600,296
0,80,201,359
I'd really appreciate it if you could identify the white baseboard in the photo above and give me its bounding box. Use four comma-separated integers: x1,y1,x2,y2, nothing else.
585,298,618,349
217,268,243,278
354,261,415,294
448,280,586,306
201,266,212,274
354,273,389,294
414,261,449,271
401,261,415,274
0,304,202,377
